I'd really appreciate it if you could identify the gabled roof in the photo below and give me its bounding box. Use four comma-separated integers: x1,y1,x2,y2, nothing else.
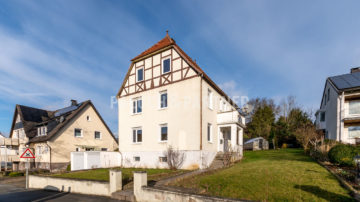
118,32,240,110
131,32,175,61
9,101,117,143
329,72,360,91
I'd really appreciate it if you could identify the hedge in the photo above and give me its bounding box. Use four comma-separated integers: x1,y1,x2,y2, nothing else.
328,144,360,166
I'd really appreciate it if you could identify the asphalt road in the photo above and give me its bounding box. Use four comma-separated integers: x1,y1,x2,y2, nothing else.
0,177,120,202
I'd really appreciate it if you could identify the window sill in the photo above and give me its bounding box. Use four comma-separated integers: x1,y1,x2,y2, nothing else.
75,136,83,138
132,142,142,145
132,113,142,116
208,107,213,111
158,107,168,111
161,72,171,75
158,141,168,143
208,141,213,144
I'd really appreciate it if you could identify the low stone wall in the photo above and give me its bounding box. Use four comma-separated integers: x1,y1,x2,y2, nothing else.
29,170,122,196
133,171,245,202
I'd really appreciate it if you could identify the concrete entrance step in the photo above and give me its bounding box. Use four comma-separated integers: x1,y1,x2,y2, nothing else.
111,189,135,202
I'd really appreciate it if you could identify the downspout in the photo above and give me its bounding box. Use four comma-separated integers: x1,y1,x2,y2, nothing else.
339,92,344,142
45,142,52,171
200,74,203,150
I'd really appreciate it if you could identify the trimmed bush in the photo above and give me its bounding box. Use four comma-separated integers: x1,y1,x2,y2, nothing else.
328,144,358,166
66,164,71,171
8,172,24,177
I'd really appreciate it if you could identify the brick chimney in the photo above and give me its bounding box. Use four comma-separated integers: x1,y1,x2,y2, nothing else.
351,67,360,73
71,99,78,106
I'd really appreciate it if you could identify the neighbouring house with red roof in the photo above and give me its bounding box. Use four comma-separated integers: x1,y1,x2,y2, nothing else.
5,100,118,171
116,32,245,169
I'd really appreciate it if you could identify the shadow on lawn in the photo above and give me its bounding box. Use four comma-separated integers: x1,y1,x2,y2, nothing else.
294,185,354,201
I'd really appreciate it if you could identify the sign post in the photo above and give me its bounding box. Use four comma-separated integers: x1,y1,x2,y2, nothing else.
20,147,35,189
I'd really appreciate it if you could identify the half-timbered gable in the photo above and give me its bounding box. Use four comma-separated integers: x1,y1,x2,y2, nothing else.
117,34,199,98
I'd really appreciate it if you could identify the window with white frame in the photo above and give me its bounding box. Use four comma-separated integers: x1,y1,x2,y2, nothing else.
94,131,101,139
75,147,80,152
208,89,213,109
74,128,82,137
86,115,91,121
160,124,168,142
132,128,142,143
136,67,144,82
134,156,140,162
162,57,171,74
159,156,167,162
44,146,49,153
160,91,168,108
207,123,212,142
349,100,360,115
132,97,142,114
37,146,42,156
349,126,360,138
37,126,47,136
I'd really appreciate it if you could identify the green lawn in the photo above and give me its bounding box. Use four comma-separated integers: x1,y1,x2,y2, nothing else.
51,167,186,185
173,149,354,202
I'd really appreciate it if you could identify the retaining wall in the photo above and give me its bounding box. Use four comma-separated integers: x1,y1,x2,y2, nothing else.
28,170,122,196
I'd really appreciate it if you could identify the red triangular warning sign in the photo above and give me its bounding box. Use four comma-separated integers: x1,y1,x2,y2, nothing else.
20,148,35,158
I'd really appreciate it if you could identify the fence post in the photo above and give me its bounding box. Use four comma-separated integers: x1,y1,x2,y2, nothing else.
133,171,147,199
109,170,122,193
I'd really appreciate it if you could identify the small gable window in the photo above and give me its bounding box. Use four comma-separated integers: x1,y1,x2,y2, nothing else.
137,67,144,82
95,131,101,139
74,128,82,137
162,58,171,74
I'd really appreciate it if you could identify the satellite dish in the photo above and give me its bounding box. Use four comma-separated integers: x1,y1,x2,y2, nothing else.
60,116,64,123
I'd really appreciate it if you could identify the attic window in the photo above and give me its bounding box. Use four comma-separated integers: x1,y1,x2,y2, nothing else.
74,128,82,137
37,126,47,136
87,116,91,121
162,58,171,74
137,67,144,82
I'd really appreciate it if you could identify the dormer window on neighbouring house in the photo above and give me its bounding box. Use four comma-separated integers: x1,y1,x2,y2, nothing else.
137,67,144,82
37,126,47,136
162,58,171,74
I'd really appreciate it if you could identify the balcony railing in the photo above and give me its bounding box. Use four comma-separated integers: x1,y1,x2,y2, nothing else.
217,110,243,125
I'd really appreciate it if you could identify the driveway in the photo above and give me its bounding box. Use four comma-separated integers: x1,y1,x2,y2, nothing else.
0,177,120,202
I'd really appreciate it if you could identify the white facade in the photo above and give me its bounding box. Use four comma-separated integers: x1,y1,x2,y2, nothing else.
316,73,360,144
117,35,245,169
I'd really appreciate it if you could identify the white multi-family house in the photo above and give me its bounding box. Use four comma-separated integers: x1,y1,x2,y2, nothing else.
316,68,360,144
116,33,245,169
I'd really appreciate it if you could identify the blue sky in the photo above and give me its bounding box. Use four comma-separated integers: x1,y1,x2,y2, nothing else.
1,0,360,136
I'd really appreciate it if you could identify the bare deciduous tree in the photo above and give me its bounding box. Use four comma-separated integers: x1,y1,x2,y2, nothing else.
164,146,185,170
294,123,323,151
